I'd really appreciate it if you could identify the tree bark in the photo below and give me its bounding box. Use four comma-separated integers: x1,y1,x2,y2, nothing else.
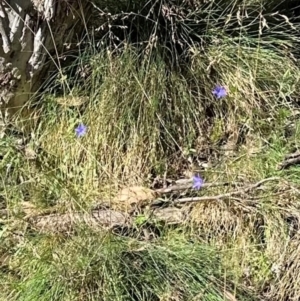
0,0,89,126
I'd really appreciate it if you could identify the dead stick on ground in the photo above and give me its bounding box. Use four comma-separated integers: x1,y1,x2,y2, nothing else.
278,150,300,170
173,177,281,204
2,177,282,234
27,207,186,233
155,181,239,195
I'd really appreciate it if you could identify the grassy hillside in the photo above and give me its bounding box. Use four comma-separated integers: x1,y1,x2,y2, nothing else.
1,0,300,300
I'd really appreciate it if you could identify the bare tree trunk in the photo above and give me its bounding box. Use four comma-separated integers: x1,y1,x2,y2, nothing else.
0,0,89,126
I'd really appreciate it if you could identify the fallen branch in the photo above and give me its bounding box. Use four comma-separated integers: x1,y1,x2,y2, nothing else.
4,177,281,234
278,150,300,170
27,207,185,234
173,177,280,204
27,210,131,233
155,180,238,194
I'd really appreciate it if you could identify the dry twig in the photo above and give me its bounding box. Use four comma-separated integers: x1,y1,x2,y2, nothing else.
155,180,238,194
278,150,300,170
173,177,280,204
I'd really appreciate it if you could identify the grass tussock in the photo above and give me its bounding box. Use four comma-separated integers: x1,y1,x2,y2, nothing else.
0,231,257,301
2,0,300,300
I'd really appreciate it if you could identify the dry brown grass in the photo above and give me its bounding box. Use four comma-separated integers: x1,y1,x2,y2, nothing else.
2,1,300,299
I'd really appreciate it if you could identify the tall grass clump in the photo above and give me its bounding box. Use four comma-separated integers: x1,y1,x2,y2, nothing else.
30,0,300,192
0,230,257,301
2,0,300,300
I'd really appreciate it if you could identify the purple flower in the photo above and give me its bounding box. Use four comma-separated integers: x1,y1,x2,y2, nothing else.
75,123,87,137
192,175,204,190
212,85,227,99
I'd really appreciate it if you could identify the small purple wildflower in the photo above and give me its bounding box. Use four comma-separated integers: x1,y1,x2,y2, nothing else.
192,175,204,190
75,123,87,137
212,85,227,99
